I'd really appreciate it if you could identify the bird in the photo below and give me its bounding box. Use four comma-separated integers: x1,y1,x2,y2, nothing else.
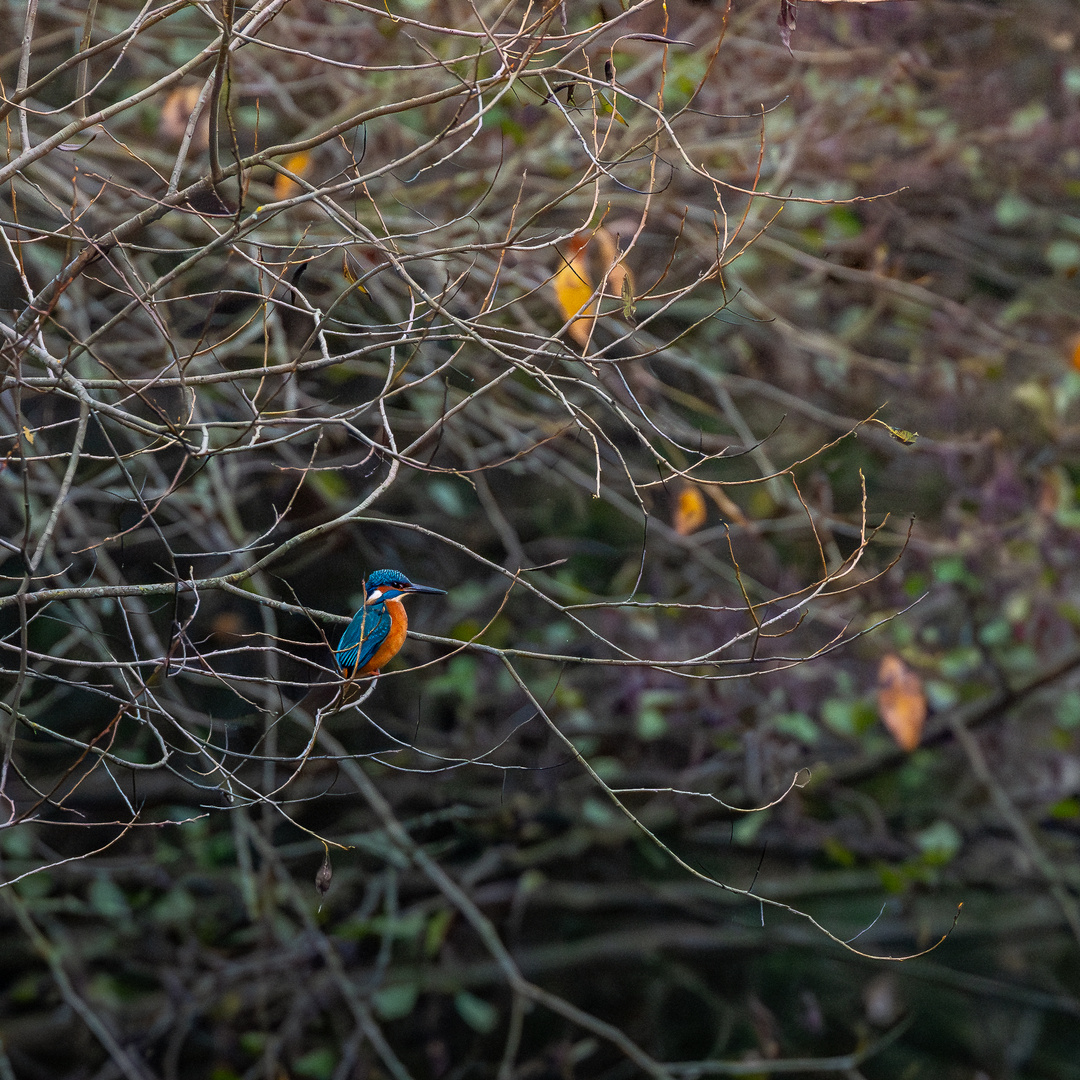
335,569,445,680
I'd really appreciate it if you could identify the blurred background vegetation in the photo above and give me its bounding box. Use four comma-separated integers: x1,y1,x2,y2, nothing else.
2,0,1080,1077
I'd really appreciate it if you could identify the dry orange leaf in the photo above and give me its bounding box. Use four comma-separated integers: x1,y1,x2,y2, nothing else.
1070,333,1080,371
1038,467,1063,517
210,611,245,644
673,484,708,535
877,653,926,752
159,86,210,152
274,152,313,201
593,226,634,302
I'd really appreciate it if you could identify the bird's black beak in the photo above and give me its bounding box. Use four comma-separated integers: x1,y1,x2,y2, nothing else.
405,583,446,595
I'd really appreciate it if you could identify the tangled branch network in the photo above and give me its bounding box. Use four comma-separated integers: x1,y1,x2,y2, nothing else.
0,0,935,1075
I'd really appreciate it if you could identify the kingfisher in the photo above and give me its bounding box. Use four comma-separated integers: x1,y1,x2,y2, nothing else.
335,569,445,679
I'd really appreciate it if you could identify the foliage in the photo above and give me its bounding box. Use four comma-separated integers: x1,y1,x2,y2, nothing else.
2,1,1080,1078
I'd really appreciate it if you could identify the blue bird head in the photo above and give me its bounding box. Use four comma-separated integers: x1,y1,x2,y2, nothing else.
363,568,446,605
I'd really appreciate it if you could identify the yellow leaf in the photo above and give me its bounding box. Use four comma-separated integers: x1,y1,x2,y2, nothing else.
866,418,917,445
888,427,918,445
342,253,367,292
553,234,596,349
877,653,926,752
274,152,313,201
620,272,636,321
673,485,708,535
553,227,636,347
1012,380,1054,426
596,91,627,125
22,426,34,445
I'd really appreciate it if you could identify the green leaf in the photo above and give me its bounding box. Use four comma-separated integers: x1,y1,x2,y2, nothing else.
1046,239,1080,274
997,643,1038,674
9,975,40,1005
308,470,349,501
827,206,863,238
822,698,857,737
454,991,499,1034
938,645,982,680
582,798,616,827
636,706,667,739
371,910,425,942
994,193,1032,228
424,908,454,958
294,1048,337,1080
877,865,909,894
822,836,856,867
591,756,622,781
152,887,196,926
89,875,130,920
773,711,819,744
821,698,875,738
897,749,936,792
426,656,478,706
923,679,958,710
977,618,1012,647
1055,690,1080,730
915,820,962,863
570,734,598,757
731,811,768,845
0,826,33,859
239,1032,266,1056
903,571,929,598
373,983,419,1021
15,872,52,899
1008,101,1047,135
428,478,472,517
932,555,979,590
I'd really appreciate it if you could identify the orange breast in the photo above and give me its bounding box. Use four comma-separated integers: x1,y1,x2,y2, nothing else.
357,598,408,675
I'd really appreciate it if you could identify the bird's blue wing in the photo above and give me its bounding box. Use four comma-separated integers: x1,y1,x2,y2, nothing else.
335,604,390,674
